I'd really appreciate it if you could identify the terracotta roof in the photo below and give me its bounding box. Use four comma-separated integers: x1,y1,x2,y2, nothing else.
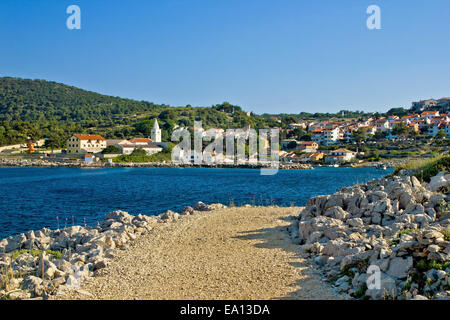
421,111,439,115
402,114,419,119
331,148,353,153
74,134,106,141
300,141,317,146
120,143,162,149
129,138,152,143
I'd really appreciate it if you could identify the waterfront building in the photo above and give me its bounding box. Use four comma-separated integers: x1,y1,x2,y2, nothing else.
117,143,163,155
67,134,107,154
324,148,356,163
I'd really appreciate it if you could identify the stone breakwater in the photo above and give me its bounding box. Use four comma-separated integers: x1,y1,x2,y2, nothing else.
291,171,450,300
0,202,226,300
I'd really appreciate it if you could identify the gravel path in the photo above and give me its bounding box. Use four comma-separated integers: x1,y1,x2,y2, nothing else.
55,207,344,300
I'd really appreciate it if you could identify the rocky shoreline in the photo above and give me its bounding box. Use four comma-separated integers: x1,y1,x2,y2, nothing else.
0,202,226,300
291,171,449,300
1,171,448,300
0,158,311,170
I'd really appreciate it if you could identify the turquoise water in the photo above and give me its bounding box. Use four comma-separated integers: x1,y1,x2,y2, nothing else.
0,167,391,238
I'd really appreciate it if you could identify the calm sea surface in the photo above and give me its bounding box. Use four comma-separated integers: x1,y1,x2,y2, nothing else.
0,167,392,238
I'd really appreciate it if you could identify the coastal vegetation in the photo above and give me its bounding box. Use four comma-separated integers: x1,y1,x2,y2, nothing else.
393,155,450,182
112,143,174,163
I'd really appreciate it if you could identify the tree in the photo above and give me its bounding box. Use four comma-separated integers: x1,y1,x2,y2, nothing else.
292,127,305,140
373,130,386,141
392,123,411,138
386,107,408,117
287,141,298,150
102,145,121,154
352,128,367,143
45,134,60,153
436,129,446,140
131,147,147,156
299,134,312,141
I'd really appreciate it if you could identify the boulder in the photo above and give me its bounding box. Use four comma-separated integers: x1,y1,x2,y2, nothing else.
5,233,27,252
208,203,227,210
8,290,31,300
160,210,179,221
324,206,350,221
66,275,81,288
93,258,109,271
371,212,382,225
427,172,449,192
105,210,133,223
386,257,413,279
399,192,414,210
21,276,44,296
36,257,58,278
365,272,397,299
347,218,364,228
181,206,194,215
324,194,345,211
404,203,425,215
193,201,211,211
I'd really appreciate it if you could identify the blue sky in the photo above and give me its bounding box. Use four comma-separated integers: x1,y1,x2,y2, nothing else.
1,0,449,114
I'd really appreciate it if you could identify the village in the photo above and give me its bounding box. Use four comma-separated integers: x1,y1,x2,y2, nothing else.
0,98,449,167
278,103,450,165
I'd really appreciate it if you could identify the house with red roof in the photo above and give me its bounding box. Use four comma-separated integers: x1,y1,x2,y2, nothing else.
67,134,107,154
420,110,440,120
324,148,356,163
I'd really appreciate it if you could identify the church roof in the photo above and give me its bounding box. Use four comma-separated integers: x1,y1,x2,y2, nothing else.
153,119,160,130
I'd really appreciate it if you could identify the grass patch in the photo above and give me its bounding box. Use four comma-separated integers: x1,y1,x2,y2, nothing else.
394,155,450,182
10,249,62,260
444,230,450,242
353,283,368,299
397,228,420,237
113,144,174,163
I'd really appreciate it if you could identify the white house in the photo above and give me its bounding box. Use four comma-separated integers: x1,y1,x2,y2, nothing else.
323,127,340,145
428,122,450,137
117,143,163,156
324,148,356,163
375,120,390,132
420,110,440,121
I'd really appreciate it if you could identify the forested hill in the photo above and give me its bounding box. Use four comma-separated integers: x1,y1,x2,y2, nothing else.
0,77,276,147
0,77,386,148
0,77,161,123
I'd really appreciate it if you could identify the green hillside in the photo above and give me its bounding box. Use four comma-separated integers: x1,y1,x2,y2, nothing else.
0,77,276,147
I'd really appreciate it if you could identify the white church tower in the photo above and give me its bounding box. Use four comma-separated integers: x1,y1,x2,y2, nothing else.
151,118,161,143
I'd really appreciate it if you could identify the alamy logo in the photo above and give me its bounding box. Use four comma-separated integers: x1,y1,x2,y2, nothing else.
366,264,381,290
171,121,280,175
366,5,381,30
66,5,81,30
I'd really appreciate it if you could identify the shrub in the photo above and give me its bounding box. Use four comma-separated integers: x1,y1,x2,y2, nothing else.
394,155,450,182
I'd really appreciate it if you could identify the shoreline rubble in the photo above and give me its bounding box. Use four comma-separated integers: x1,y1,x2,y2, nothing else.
290,171,450,300
0,201,226,300
1,171,448,300
0,158,311,170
